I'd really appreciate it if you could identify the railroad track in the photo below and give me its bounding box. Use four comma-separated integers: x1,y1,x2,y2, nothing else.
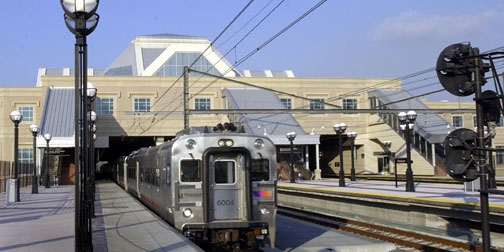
277,205,503,252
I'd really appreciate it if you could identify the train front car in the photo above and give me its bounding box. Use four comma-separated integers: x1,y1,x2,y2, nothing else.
172,129,277,250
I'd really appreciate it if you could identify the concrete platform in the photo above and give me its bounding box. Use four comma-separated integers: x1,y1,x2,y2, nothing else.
0,182,202,252
0,185,75,252
277,179,504,248
278,179,504,210
93,180,202,252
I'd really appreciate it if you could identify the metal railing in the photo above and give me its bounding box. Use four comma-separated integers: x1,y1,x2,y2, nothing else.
0,162,34,193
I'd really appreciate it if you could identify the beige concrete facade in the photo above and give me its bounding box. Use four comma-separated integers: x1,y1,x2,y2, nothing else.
4,72,504,180
0,74,458,179
1,33,499,179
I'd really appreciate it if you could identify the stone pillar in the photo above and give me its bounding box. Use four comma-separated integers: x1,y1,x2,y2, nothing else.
314,144,322,180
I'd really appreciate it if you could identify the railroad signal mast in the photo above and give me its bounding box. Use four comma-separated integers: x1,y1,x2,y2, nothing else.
436,43,504,252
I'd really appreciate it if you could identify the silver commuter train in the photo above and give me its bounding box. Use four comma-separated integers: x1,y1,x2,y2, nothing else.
115,125,277,250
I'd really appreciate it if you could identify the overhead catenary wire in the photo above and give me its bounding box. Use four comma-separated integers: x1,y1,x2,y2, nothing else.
148,0,256,114
216,0,276,49
325,46,504,104
187,0,287,91
135,0,328,136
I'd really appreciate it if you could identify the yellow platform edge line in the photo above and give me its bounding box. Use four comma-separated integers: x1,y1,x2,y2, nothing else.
278,184,504,209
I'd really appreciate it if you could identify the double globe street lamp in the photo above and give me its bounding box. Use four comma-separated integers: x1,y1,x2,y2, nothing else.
10,111,23,202
61,1,100,251
43,134,52,189
333,123,347,187
286,132,297,183
88,109,97,217
347,131,358,181
29,124,40,194
398,110,417,192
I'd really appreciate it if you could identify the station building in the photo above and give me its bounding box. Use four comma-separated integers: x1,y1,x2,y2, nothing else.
0,34,501,185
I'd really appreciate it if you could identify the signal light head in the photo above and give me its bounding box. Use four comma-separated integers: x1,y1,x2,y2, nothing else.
443,128,478,182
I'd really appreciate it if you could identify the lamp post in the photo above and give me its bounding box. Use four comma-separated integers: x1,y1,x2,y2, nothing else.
10,111,23,201
61,1,99,250
347,131,357,181
286,132,297,183
29,124,40,194
334,123,347,187
398,110,417,192
43,133,52,188
88,110,97,217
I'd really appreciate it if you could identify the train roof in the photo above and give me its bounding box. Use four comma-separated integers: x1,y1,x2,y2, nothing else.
175,123,245,137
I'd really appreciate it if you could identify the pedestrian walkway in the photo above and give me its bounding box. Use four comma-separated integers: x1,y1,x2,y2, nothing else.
0,185,75,252
93,180,202,252
0,181,202,252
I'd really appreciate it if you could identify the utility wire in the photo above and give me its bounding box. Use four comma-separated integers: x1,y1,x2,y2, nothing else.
187,0,286,91
148,0,256,113
216,0,276,49
325,46,504,103
139,0,328,135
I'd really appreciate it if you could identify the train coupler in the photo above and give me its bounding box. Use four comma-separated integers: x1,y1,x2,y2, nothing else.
216,229,239,243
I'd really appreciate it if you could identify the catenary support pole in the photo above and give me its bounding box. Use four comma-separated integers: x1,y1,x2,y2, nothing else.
474,48,491,252
184,66,189,130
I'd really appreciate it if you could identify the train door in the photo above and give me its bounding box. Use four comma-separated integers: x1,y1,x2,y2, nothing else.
123,161,128,189
136,161,140,198
208,153,246,221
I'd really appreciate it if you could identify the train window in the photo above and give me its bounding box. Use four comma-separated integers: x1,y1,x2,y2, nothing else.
150,168,155,185
215,160,236,184
155,169,160,187
180,160,201,182
251,159,270,181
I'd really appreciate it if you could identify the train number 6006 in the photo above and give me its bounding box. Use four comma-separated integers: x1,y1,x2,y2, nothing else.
217,200,234,206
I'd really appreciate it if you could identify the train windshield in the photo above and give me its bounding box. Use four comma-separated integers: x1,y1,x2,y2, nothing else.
215,160,236,184
180,160,201,182
251,159,269,181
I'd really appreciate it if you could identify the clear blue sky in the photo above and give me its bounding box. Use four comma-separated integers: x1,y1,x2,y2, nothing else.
0,1,503,101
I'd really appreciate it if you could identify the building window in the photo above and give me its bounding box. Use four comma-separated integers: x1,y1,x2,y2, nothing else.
18,148,33,164
97,97,114,115
195,98,211,110
310,99,325,110
134,98,151,112
342,99,357,110
18,107,33,122
497,146,504,165
452,116,463,127
280,98,291,109
473,116,477,127
154,52,221,77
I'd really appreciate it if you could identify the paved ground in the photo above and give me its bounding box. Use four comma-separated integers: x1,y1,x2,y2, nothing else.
0,182,202,252
93,181,202,252
0,185,75,252
279,179,504,207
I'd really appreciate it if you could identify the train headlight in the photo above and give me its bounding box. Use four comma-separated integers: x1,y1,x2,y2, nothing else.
182,208,193,218
254,139,264,149
225,139,234,147
260,207,270,215
185,139,196,149
218,139,234,147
